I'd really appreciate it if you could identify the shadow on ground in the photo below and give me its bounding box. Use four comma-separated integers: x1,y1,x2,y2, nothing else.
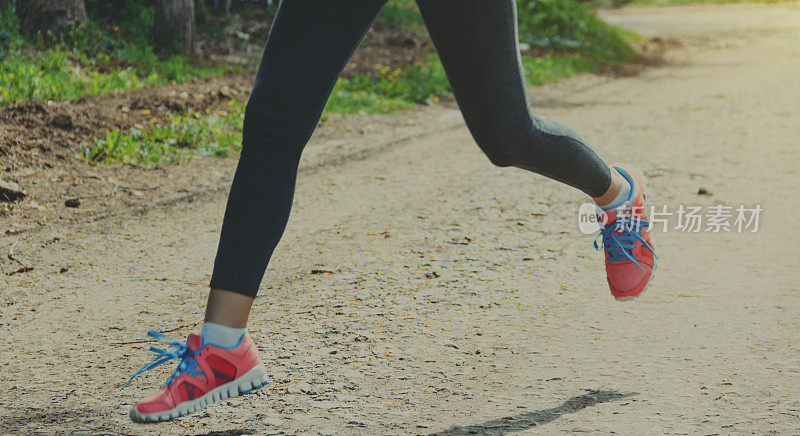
0,406,260,435
0,407,115,433
430,389,636,435
199,430,258,436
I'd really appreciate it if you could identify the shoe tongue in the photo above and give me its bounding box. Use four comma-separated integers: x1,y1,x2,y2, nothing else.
187,333,203,351
598,208,618,226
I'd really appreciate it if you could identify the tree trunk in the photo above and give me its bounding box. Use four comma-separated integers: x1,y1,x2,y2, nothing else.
15,0,88,39
154,0,196,55
212,0,232,14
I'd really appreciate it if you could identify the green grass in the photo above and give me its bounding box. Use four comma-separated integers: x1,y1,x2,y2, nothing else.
376,0,424,28
324,56,450,117
628,0,790,4
523,55,601,84
82,100,245,166
2,48,153,103
0,44,232,104
0,3,236,105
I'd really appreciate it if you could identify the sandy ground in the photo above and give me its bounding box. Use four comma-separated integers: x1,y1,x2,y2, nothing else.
1,3,800,434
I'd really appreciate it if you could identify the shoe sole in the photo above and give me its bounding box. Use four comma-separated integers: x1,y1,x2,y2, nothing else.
613,266,656,301
129,363,268,423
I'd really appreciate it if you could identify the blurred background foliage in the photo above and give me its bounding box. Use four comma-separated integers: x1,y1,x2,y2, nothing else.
1,0,642,165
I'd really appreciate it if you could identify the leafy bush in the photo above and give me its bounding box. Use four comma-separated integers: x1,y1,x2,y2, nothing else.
0,1,21,50
516,0,637,62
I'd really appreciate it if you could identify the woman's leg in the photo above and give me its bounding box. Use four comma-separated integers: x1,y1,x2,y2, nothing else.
415,0,621,199
416,0,656,300
208,0,388,326
130,6,392,421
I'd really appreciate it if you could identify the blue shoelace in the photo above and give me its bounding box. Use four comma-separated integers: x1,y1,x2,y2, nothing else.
594,214,657,271
125,330,204,387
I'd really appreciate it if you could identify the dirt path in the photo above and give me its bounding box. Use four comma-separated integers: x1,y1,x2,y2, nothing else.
2,3,799,434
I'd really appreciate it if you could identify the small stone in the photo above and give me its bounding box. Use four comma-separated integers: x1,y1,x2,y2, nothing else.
262,417,283,426
286,385,303,395
64,198,80,208
27,200,46,211
298,382,317,394
0,179,25,202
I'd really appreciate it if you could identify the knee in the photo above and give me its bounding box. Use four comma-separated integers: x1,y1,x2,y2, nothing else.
461,108,534,168
241,92,308,157
466,112,560,169
479,140,517,168
467,119,525,168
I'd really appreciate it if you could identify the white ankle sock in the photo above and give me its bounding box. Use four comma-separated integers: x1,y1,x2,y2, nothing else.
599,168,632,211
200,322,246,348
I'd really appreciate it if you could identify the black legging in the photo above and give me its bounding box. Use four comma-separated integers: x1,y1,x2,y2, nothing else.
210,0,612,297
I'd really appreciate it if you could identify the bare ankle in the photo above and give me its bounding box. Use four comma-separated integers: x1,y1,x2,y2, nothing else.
204,288,255,328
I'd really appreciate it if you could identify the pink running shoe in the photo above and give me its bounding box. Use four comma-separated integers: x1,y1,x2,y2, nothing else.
595,165,658,300
127,330,268,423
